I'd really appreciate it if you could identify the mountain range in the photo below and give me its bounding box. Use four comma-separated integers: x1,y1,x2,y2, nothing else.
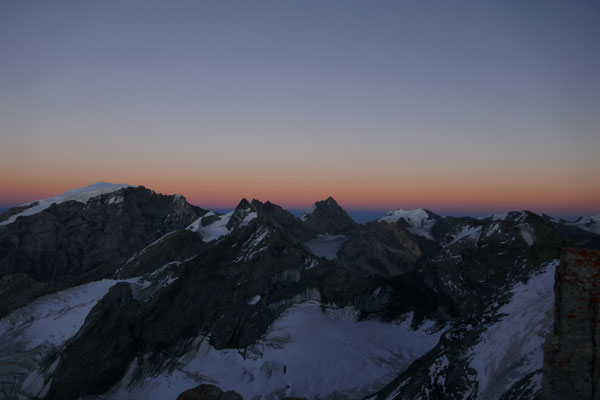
0,182,598,400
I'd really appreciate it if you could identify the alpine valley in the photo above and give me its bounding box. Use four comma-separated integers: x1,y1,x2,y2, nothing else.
0,183,598,400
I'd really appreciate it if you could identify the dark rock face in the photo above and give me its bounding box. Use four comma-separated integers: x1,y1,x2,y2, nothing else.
337,221,421,276
0,273,64,317
420,212,565,316
542,247,600,400
301,197,356,235
46,283,141,400
0,186,205,282
115,229,205,278
0,187,206,317
176,384,242,400
251,200,314,243
429,215,473,242
555,223,600,250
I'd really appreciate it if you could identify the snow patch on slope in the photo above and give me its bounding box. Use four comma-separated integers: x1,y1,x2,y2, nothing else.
0,182,132,226
300,203,317,221
109,302,444,400
187,211,233,242
240,211,257,227
234,226,271,263
519,223,535,246
379,208,437,240
445,224,483,246
304,234,348,260
248,295,262,305
469,259,558,399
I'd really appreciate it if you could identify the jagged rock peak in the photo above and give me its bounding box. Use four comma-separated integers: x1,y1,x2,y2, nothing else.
323,196,338,205
302,196,349,218
237,198,251,208
301,196,355,235
227,198,257,230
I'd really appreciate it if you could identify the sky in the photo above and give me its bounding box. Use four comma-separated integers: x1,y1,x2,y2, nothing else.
1,1,599,218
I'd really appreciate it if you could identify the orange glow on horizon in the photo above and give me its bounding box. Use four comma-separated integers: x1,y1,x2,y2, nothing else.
1,169,599,217
1,142,598,216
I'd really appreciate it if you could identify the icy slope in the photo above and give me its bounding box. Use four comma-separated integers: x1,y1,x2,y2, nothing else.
109,302,445,400
0,182,132,226
469,259,558,399
0,278,136,398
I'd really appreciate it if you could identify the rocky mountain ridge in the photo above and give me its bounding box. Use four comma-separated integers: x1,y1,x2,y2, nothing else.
0,183,597,399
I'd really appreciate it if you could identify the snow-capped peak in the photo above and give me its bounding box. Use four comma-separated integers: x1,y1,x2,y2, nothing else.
378,208,439,240
186,199,258,243
0,182,133,226
379,208,429,222
566,215,600,235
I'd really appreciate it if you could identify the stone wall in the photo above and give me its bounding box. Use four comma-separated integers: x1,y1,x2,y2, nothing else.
543,247,600,400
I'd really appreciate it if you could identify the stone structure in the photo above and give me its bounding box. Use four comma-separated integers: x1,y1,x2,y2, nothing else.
543,247,600,400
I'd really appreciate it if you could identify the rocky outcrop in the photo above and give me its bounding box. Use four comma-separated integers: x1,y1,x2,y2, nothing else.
543,247,600,400
46,283,142,400
176,384,242,400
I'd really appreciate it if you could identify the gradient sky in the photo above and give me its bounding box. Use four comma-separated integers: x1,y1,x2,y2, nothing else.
1,1,599,217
